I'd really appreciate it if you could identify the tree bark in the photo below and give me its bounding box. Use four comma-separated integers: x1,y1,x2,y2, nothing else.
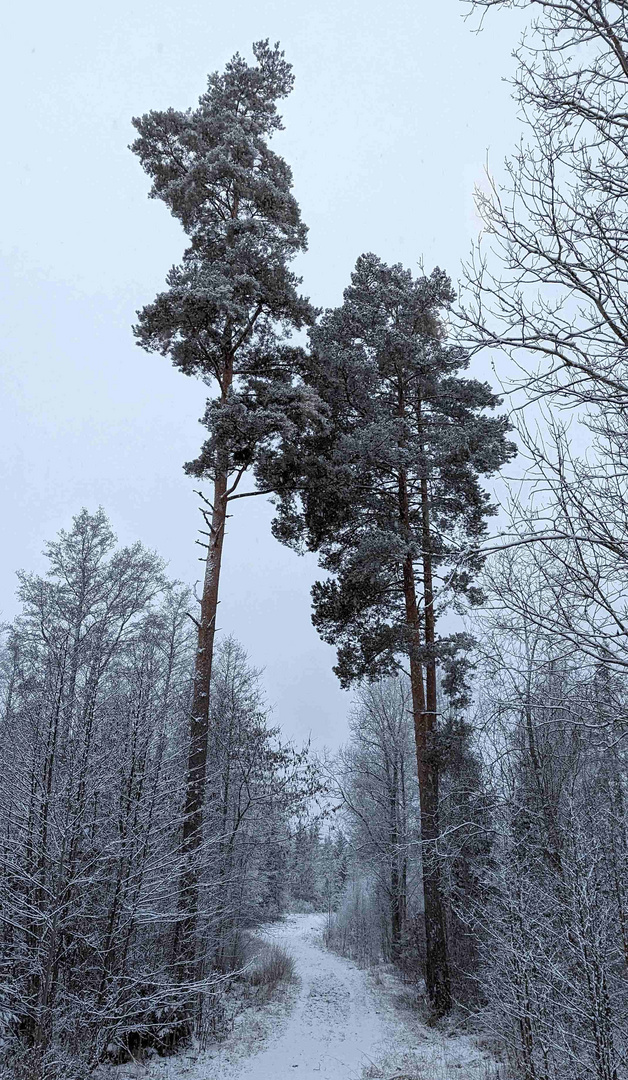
176,464,228,980
174,336,237,985
399,465,451,1015
418,470,451,1015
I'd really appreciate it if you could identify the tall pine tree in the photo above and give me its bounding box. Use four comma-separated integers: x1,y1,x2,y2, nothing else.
261,254,515,1013
131,41,312,979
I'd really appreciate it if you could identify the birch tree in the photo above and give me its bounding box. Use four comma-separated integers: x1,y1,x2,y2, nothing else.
0,512,318,1072
459,1,628,700
463,0,628,410
0,511,196,1070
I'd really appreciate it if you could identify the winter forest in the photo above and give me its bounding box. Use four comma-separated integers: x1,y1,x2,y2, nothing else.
1,2,628,1079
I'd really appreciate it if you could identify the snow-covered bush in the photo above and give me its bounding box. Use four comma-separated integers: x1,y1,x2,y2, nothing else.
248,944,296,989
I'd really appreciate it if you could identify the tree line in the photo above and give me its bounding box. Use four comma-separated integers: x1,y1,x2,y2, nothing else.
0,511,323,1075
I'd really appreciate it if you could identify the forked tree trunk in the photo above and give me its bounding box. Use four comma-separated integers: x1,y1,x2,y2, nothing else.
399,468,451,1015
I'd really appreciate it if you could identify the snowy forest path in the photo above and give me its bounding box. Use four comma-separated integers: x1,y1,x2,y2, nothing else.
107,914,497,1080
228,912,391,1079
212,913,497,1080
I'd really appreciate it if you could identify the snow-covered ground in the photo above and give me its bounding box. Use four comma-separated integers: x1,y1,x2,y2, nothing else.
226,913,392,1079
107,914,503,1080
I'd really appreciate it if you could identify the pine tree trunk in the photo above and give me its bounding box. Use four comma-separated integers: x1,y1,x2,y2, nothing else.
175,335,236,984
177,463,229,981
418,472,451,1015
399,466,451,1015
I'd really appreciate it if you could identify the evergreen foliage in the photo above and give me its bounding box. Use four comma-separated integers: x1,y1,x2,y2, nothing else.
130,41,317,987
265,253,514,689
260,252,515,1013
131,38,314,487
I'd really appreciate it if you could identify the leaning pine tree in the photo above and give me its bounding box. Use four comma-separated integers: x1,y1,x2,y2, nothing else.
261,255,515,1014
131,41,312,982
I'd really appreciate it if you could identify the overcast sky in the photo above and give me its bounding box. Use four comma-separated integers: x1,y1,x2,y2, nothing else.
0,0,524,751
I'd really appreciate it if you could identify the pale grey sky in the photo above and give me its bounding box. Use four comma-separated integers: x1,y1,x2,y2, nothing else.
0,0,523,750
